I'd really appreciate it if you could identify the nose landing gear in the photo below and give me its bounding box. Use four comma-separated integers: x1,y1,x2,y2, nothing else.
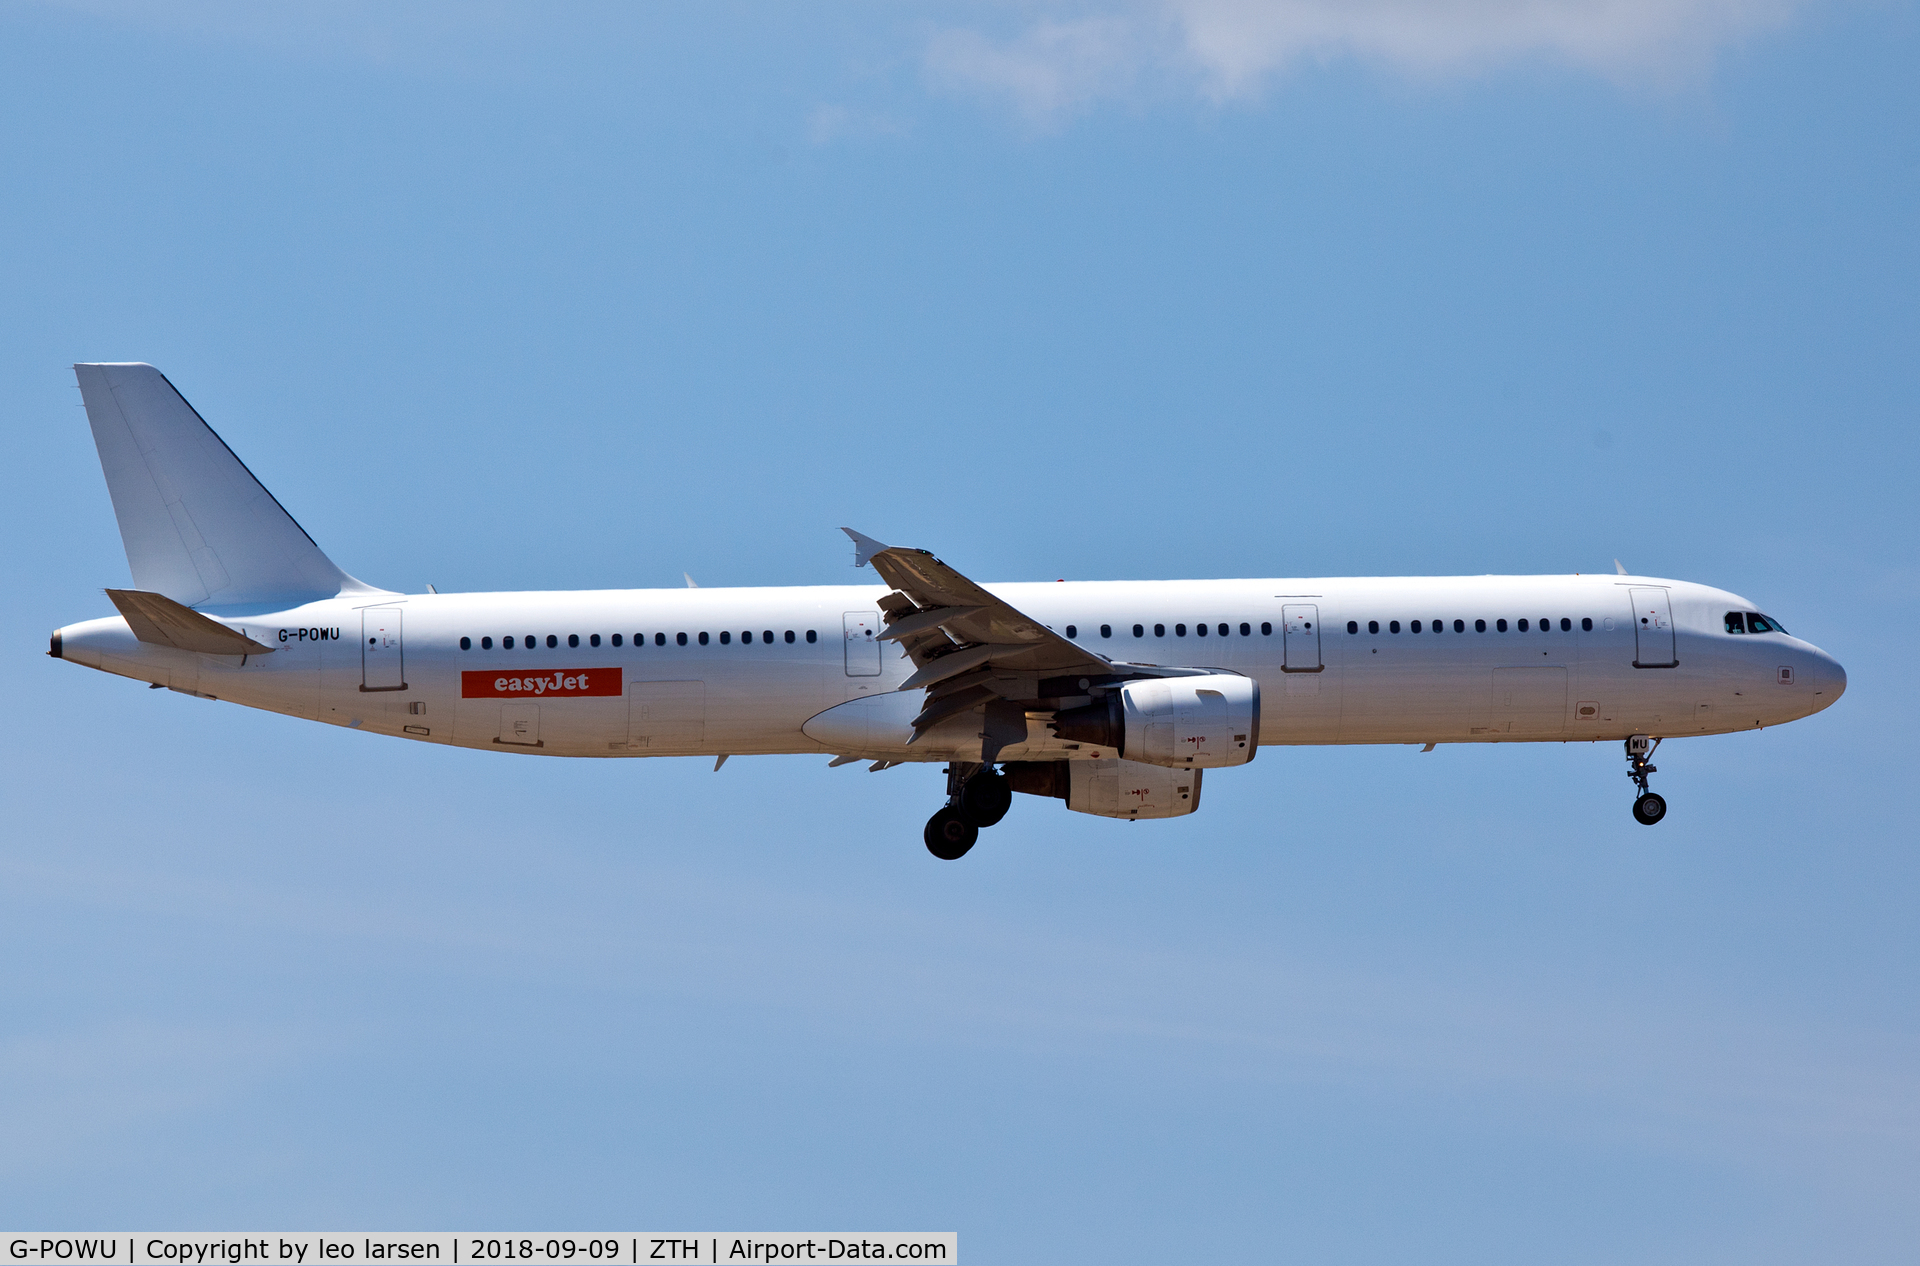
1626,735,1667,825
923,763,1013,859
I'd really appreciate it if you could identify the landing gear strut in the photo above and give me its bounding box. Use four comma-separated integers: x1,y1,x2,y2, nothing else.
923,763,1013,859
1626,735,1667,826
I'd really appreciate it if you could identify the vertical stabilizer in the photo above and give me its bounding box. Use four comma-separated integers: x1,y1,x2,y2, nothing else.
73,363,381,608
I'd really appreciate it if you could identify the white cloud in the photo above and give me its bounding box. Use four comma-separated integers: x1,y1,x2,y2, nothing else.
807,104,913,146
927,16,1148,121
928,0,1809,119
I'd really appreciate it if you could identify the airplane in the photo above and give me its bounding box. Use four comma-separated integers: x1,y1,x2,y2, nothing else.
49,364,1847,859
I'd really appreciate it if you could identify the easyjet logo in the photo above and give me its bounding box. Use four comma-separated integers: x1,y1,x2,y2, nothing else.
462,668,622,698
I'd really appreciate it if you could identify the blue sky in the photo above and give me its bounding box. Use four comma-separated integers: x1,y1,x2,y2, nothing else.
2,1,1916,1260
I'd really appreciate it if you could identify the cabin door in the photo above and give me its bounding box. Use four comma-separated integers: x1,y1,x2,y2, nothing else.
1629,588,1677,668
1282,604,1322,672
361,608,405,691
844,611,882,676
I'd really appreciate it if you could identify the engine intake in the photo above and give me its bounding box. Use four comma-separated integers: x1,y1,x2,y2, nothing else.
1050,673,1259,769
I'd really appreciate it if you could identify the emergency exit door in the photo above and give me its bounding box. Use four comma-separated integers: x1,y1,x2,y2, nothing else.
1629,588,1677,668
843,611,882,676
1282,604,1322,672
361,608,405,691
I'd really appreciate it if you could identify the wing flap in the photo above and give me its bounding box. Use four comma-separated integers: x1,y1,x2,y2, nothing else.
841,528,1115,748
841,528,1107,683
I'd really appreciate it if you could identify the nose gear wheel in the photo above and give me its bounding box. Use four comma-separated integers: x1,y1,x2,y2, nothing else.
1625,736,1666,826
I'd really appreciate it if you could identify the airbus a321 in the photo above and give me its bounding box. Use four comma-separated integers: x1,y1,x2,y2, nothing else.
50,364,1847,858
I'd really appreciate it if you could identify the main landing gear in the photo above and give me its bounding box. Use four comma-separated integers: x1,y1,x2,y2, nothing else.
1626,735,1667,826
924,763,1012,860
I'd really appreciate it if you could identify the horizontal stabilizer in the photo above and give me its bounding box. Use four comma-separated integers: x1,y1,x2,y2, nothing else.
105,588,275,656
74,363,379,608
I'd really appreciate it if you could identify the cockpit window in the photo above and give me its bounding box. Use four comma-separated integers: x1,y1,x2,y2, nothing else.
1725,612,1746,634
1747,613,1785,634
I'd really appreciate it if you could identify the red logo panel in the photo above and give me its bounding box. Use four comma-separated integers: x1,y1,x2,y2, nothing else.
463,668,623,699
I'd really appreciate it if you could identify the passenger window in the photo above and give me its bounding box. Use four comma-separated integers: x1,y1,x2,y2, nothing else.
785,630,795,643
1347,621,1358,634
1453,619,1465,633
719,631,731,644
1539,618,1549,632
1559,618,1571,632
1100,624,1112,639
1133,624,1144,637
612,634,622,647
546,635,558,648
1196,623,1207,637
590,634,600,647
1725,612,1746,633
1368,620,1379,634
1067,625,1077,639
1496,619,1508,632
460,636,471,650
806,630,818,643
568,634,580,648
657,633,667,646
698,632,710,645
1239,623,1250,636
482,636,493,649
525,635,536,649
502,636,513,649
1175,624,1187,636
1411,620,1422,633
676,632,688,646
1581,617,1593,631
1217,623,1228,636
1518,619,1529,632
1389,620,1400,633
1475,619,1486,632
763,630,774,643
1154,624,1165,637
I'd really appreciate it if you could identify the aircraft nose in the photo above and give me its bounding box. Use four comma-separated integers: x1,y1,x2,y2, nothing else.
1809,646,1846,709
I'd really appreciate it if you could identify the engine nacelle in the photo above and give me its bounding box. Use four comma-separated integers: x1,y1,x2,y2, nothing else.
1050,673,1259,769
1003,759,1201,819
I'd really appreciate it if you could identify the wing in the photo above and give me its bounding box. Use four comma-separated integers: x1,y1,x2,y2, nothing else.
842,529,1117,754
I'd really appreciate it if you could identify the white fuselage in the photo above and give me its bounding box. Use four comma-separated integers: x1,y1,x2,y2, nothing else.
53,572,1845,761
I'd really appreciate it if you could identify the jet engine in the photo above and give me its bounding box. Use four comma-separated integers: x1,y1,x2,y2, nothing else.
1049,673,1259,769
1002,759,1201,819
